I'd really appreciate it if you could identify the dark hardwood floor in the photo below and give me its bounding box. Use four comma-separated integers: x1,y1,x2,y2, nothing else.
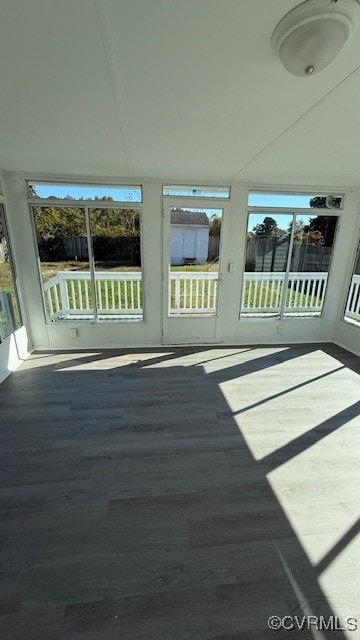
0,344,359,639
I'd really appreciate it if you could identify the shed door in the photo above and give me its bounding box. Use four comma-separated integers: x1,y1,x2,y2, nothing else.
183,229,196,258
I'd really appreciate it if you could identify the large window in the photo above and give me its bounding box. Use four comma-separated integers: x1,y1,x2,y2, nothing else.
32,199,143,323
241,204,338,319
0,204,22,340
343,238,360,326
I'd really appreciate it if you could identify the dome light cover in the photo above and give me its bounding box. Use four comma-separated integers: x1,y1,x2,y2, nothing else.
272,0,360,77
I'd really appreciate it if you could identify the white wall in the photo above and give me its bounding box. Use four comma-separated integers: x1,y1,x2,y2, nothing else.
170,226,209,265
196,228,209,263
333,194,360,356
1,174,359,350
170,226,184,265
0,326,30,383
0,184,31,378
335,322,360,357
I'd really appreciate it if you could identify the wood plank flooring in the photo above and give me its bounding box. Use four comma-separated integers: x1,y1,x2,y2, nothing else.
0,344,359,639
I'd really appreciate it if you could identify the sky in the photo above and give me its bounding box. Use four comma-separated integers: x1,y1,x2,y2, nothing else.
32,185,321,227
248,212,314,229
33,184,142,202
248,193,313,208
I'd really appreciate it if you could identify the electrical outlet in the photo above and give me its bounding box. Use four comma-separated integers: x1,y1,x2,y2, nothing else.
277,325,284,335
69,329,77,339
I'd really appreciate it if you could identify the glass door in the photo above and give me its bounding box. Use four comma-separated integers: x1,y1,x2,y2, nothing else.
162,199,229,344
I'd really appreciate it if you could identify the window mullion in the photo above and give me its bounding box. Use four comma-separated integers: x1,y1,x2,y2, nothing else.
279,214,296,320
85,207,98,323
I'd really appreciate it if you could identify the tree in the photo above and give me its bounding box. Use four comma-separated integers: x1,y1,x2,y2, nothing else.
209,215,221,236
308,197,339,246
291,219,305,241
252,216,280,238
33,206,86,240
309,196,341,209
306,216,337,246
90,209,140,237
33,206,141,240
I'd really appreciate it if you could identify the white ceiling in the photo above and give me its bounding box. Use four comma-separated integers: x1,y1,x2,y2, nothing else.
1,0,360,186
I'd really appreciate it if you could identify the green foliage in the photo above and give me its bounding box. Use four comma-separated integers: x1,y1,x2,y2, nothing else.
309,196,341,209
306,216,336,246
34,206,141,240
34,207,85,240
252,216,284,239
291,220,305,241
91,209,140,237
209,215,221,236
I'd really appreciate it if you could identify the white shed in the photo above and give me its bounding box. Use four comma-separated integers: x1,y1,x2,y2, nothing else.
170,209,210,266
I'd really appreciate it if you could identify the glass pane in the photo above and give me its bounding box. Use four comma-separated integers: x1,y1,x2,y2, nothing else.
241,214,292,318
284,215,338,318
248,192,343,210
163,185,230,199
33,206,93,322
89,208,143,322
29,182,142,203
168,207,222,316
344,239,360,326
0,205,22,339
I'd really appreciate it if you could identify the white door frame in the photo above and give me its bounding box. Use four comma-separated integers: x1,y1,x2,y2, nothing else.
162,197,231,345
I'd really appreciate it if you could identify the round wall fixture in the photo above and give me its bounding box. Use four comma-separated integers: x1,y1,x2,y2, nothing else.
272,0,360,76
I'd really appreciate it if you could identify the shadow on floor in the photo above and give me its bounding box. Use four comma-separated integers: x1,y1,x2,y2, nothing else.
0,343,359,639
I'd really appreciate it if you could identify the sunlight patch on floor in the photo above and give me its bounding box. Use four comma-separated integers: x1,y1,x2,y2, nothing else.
21,352,102,370
231,417,310,460
219,359,355,460
318,534,360,639
58,353,174,371
143,348,263,369
199,347,289,374
267,426,360,566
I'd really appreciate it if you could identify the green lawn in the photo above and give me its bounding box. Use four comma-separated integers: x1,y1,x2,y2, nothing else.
41,262,219,316
0,261,343,321
170,262,219,272
0,263,22,335
241,281,323,313
40,262,326,317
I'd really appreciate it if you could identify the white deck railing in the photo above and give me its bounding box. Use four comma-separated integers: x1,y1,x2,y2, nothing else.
43,271,142,320
43,270,330,320
241,271,328,315
345,273,360,322
170,272,218,314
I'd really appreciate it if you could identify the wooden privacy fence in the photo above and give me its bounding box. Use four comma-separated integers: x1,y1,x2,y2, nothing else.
208,236,220,261
245,237,332,272
38,236,141,264
38,235,332,271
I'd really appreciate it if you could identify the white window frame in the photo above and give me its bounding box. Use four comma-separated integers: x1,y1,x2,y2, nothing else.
0,199,23,340
241,203,341,321
29,196,144,325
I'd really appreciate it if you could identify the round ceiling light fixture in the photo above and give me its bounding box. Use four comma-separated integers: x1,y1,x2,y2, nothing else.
272,0,360,77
